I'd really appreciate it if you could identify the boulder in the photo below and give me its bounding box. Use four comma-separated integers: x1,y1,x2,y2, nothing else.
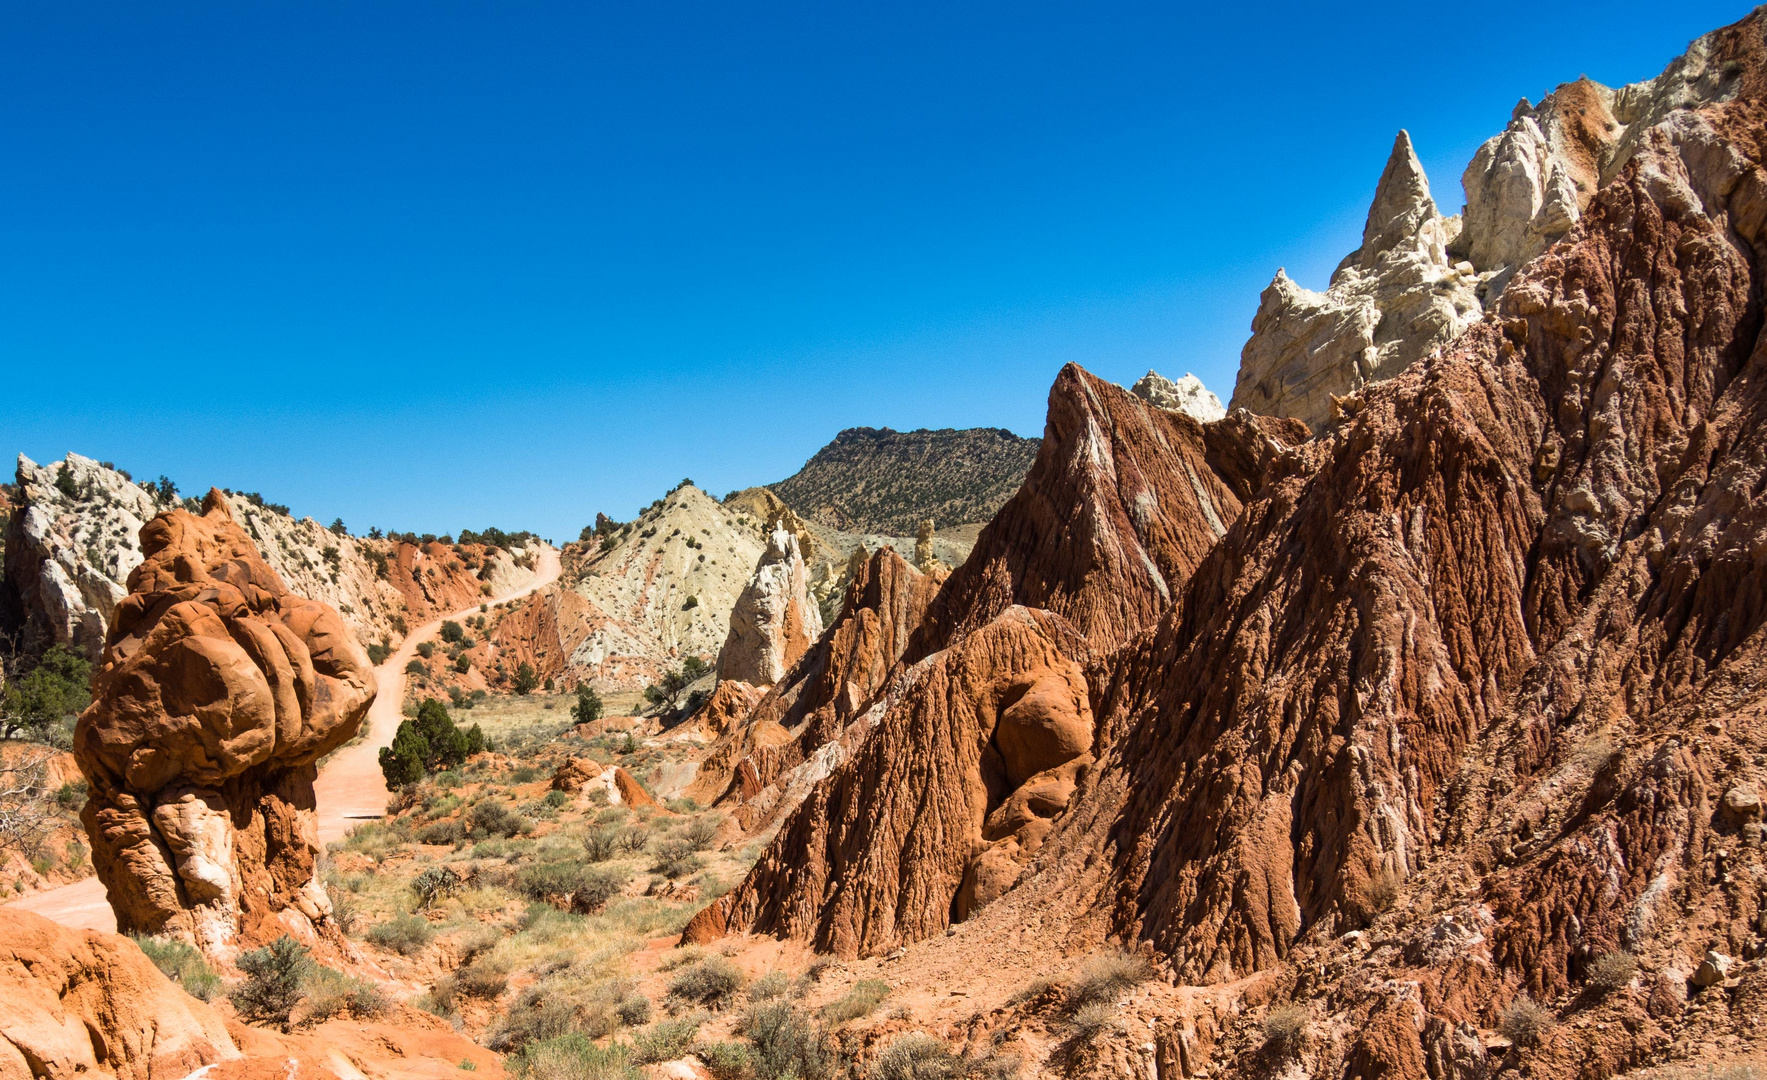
550,757,604,793
0,907,239,1080
74,491,374,956
1691,951,1734,988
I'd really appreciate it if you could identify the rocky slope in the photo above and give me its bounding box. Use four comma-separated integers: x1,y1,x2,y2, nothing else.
768,426,1041,536
716,524,823,687
486,484,766,690
76,491,374,956
1,455,543,662
684,12,1767,1077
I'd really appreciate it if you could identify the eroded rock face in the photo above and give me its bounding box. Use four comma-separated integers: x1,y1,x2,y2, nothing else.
1130,370,1226,422
911,364,1295,657
1229,132,1482,432
0,907,239,1080
75,491,374,956
686,607,1093,955
686,546,943,819
717,525,823,686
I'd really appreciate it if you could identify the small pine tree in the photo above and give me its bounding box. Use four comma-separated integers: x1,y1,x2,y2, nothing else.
513,662,539,696
572,685,604,725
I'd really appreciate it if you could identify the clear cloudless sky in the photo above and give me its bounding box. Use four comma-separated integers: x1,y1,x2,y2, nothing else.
2,1,1752,541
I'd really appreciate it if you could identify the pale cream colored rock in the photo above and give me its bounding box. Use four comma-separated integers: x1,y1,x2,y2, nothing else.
718,525,824,686
1131,370,1226,422
1229,132,1480,432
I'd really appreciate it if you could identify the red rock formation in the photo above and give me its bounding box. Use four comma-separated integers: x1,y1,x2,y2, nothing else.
684,546,942,817
687,607,1096,954
909,364,1296,657
687,16,1767,1075
549,757,604,793
75,491,374,955
0,908,239,1080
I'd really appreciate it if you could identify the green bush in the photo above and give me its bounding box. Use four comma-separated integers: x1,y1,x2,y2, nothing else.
1,644,92,741
668,955,745,1010
510,764,542,783
417,641,436,659
510,1033,640,1080
746,972,791,1002
472,800,528,838
367,640,392,665
455,655,473,674
417,819,467,845
572,685,604,725
413,865,464,908
54,779,88,811
515,860,627,914
616,994,652,1026
231,936,311,1029
441,620,466,644
694,1042,753,1080
514,663,540,695
366,913,434,956
631,1016,702,1064
380,699,486,789
132,935,222,1001
406,659,427,676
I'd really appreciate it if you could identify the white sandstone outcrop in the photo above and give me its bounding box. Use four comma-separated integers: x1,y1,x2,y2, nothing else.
1229,132,1480,432
1131,370,1226,422
718,523,824,686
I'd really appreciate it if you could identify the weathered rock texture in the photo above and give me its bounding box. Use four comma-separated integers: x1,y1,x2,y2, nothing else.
685,14,1767,1075
1130,370,1226,422
0,907,238,1080
717,525,823,686
910,365,1301,658
1230,132,1482,432
686,546,943,821
0,455,541,662
75,492,374,955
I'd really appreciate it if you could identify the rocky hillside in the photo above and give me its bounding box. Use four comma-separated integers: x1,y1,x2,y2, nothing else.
1,454,545,661
684,13,1767,1078
487,483,767,690
768,425,1041,535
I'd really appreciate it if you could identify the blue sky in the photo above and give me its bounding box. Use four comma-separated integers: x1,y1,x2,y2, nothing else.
3,2,1749,542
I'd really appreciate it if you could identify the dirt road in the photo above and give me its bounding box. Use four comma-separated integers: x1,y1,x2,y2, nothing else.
4,544,563,933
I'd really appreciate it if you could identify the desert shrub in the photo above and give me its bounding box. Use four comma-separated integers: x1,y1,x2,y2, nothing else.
1007,978,1056,1007
820,979,889,1024
1066,950,1151,1013
804,957,838,982
1261,1004,1309,1057
1499,995,1553,1048
631,1015,702,1064
514,663,540,695
1066,1002,1118,1038
616,994,653,1026
543,789,570,809
231,936,311,1029
473,799,529,838
405,659,427,676
301,964,389,1022
510,764,542,783
417,818,467,845
570,866,628,913
412,865,464,908
618,825,649,854
1588,950,1638,994
417,641,435,659
874,1033,967,1080
694,1042,753,1080
455,655,473,673
668,955,745,1010
54,779,87,810
740,1000,838,1080
366,913,434,956
652,837,704,879
682,814,721,851
515,860,626,913
572,685,604,724
1366,866,1402,912
132,935,222,1001
509,1033,640,1080
380,698,486,787
441,620,465,644
455,959,511,1001
582,827,620,862
747,972,791,1002
367,640,392,665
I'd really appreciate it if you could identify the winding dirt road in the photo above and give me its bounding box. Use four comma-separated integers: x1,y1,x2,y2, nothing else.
3,544,562,933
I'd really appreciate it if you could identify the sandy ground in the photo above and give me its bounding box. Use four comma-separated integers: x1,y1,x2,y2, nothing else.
3,545,562,935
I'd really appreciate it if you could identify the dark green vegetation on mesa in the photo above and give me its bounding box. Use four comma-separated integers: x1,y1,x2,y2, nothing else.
766,426,1040,536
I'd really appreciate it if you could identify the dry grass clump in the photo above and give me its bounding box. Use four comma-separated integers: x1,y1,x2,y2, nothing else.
746,971,792,1002
1587,950,1637,994
300,965,390,1022
1261,1004,1309,1057
818,978,890,1024
667,955,746,1010
1066,949,1152,1012
365,913,434,955
1499,995,1553,1048
1066,1002,1119,1038
132,936,223,1001
508,1033,638,1080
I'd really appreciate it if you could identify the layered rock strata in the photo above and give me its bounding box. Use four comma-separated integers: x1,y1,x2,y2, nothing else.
75,492,374,955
